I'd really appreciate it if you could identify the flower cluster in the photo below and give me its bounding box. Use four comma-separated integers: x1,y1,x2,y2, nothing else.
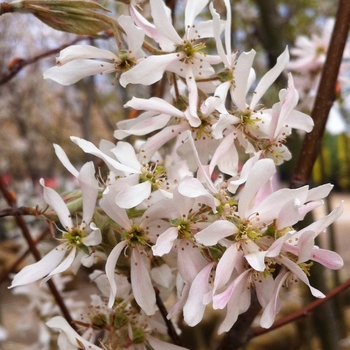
9,1,343,349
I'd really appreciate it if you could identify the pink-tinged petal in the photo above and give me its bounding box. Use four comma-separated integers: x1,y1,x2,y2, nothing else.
43,246,77,283
9,244,67,288
106,241,128,308
260,270,290,328
40,179,73,230
183,262,214,326
276,255,325,298
115,181,152,208
266,232,294,258
255,274,275,308
296,204,343,240
250,47,289,109
53,144,79,178
231,50,256,111
213,244,240,294
177,239,208,283
129,5,175,51
82,223,102,246
147,335,190,350
296,230,316,263
125,96,184,118
78,162,99,226
56,45,117,65
215,270,251,333
117,15,145,55
195,220,238,246
150,0,182,45
152,227,178,256
47,316,102,350
114,113,171,139
43,60,115,85
120,53,180,87
238,158,276,218
131,248,156,315
70,137,136,173
110,142,141,172
252,186,308,227
310,248,344,270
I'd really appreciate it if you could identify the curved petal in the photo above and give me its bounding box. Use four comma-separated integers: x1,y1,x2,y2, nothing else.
43,60,115,85
10,245,67,287
117,15,145,55
131,248,156,315
47,316,102,350
110,141,141,172
53,144,79,178
40,178,73,230
106,241,128,308
152,227,178,256
115,181,152,208
195,220,237,246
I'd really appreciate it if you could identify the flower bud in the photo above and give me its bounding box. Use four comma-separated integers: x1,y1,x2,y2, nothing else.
8,0,117,35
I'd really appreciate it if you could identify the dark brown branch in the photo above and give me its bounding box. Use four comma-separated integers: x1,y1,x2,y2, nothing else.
0,206,40,218
0,174,78,331
290,0,350,189
155,289,184,347
252,276,350,337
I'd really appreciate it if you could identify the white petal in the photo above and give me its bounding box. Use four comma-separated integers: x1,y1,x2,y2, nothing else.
47,316,102,350
195,221,237,246
185,0,210,28
150,0,182,45
183,262,214,326
44,60,115,85
115,181,152,208
53,144,79,177
106,241,128,308
131,248,156,315
82,223,102,246
120,53,180,87
56,45,117,65
125,96,184,118
79,162,99,226
152,227,178,256
117,15,145,55
9,245,67,287
250,47,289,109
110,142,141,172
147,335,190,350
40,178,73,230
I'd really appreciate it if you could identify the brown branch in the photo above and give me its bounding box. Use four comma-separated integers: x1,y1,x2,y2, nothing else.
0,227,49,284
0,174,78,331
290,0,350,189
0,206,41,218
0,33,112,86
252,277,350,337
155,289,184,347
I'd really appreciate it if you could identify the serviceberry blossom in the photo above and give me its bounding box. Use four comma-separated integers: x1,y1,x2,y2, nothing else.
10,1,346,349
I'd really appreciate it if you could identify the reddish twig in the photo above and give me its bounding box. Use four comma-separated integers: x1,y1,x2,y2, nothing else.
252,277,350,337
0,174,78,331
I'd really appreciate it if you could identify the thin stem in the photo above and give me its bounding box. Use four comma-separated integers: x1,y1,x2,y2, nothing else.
0,175,78,331
155,289,184,347
290,0,350,188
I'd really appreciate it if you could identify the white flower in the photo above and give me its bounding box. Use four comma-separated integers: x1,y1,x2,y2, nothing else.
43,15,144,85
